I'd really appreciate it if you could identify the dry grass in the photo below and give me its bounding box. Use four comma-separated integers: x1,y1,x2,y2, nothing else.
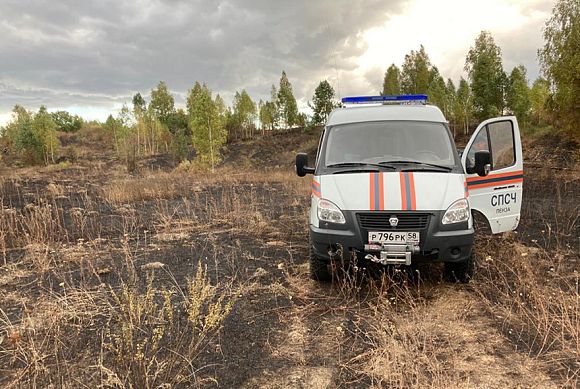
0,287,111,388
474,238,579,385
0,169,249,387
102,168,308,204
0,258,236,388
101,265,235,388
1,138,577,388
0,160,313,387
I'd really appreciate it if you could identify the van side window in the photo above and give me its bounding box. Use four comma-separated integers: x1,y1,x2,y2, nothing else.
466,128,489,170
488,121,515,170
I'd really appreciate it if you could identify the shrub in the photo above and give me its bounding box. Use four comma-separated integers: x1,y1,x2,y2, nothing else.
2,105,60,165
103,265,235,387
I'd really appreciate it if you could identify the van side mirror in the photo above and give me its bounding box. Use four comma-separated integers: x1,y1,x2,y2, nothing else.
474,150,491,177
295,153,315,177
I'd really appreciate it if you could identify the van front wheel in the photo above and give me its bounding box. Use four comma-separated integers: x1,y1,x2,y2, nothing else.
309,244,332,282
444,255,475,283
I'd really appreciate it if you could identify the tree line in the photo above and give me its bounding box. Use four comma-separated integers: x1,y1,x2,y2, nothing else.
0,0,576,168
382,35,548,136
101,71,309,171
380,0,578,140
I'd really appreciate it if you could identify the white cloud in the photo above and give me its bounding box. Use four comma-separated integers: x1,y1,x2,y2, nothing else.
355,0,553,89
0,113,12,127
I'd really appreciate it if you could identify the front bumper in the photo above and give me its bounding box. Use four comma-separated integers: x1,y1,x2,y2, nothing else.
310,210,474,264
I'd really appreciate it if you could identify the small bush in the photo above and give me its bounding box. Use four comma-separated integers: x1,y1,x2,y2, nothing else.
3,106,60,165
103,265,235,388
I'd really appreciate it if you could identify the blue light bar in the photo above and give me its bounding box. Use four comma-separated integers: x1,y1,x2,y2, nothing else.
341,94,428,104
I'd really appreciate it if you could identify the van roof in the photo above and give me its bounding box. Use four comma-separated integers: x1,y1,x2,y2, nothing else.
326,104,447,126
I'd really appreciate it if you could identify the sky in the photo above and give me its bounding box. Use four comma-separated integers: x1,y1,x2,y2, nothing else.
0,0,555,126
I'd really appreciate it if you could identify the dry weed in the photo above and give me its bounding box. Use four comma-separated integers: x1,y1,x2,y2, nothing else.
474,239,579,385
102,265,235,388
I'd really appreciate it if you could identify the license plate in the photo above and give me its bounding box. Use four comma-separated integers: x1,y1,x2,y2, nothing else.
368,231,420,243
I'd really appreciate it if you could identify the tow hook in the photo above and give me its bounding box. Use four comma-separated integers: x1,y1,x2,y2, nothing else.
364,243,419,266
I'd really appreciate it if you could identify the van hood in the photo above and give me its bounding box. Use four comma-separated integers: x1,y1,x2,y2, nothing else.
314,172,466,211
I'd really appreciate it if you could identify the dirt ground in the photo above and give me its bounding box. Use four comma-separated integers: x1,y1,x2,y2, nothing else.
0,129,578,388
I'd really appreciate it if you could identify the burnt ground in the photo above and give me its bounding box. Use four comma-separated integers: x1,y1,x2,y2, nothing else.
0,128,578,388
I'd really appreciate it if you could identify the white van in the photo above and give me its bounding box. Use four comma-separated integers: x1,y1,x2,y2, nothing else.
296,95,523,282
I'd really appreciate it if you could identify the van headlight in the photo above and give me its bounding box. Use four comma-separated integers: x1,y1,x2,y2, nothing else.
442,198,470,225
317,199,346,224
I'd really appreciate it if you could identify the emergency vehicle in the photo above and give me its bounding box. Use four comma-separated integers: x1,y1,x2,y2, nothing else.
295,94,523,282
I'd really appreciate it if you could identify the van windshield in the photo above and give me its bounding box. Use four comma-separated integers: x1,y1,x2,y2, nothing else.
323,121,456,169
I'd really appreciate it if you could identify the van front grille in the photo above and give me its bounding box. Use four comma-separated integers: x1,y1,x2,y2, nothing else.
357,212,431,230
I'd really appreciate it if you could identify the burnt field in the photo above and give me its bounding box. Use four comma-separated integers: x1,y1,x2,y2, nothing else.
0,130,578,388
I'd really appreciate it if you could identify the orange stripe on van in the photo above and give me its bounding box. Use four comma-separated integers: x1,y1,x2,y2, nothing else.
399,172,407,210
378,172,384,210
369,172,385,210
466,170,523,182
468,177,523,189
311,179,321,197
399,172,416,211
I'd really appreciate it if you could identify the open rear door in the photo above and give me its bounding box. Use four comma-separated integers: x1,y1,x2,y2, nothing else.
461,116,523,233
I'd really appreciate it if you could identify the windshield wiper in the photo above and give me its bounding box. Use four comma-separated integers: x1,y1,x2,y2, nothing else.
378,160,453,171
327,162,396,169
326,162,396,174
326,162,369,168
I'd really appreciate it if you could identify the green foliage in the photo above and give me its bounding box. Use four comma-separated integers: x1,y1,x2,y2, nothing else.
2,105,60,165
105,106,137,172
401,45,431,94
539,0,580,138
188,84,227,169
166,109,189,135
106,94,174,168
454,78,474,135
214,94,228,128
506,65,531,128
259,98,277,132
256,86,279,133
382,64,401,95
309,80,336,126
136,109,171,156
187,81,206,117
14,111,43,164
149,81,175,125
231,90,257,139
427,67,448,114
105,104,170,172
445,78,457,135
170,128,190,162
104,114,118,133
529,77,551,125
50,110,83,133
465,31,505,121
277,71,299,128
132,92,147,117
2,105,30,151
269,85,279,128
186,82,204,117
297,112,307,128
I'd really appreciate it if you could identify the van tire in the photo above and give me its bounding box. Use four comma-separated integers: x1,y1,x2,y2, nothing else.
444,255,474,283
309,245,332,282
